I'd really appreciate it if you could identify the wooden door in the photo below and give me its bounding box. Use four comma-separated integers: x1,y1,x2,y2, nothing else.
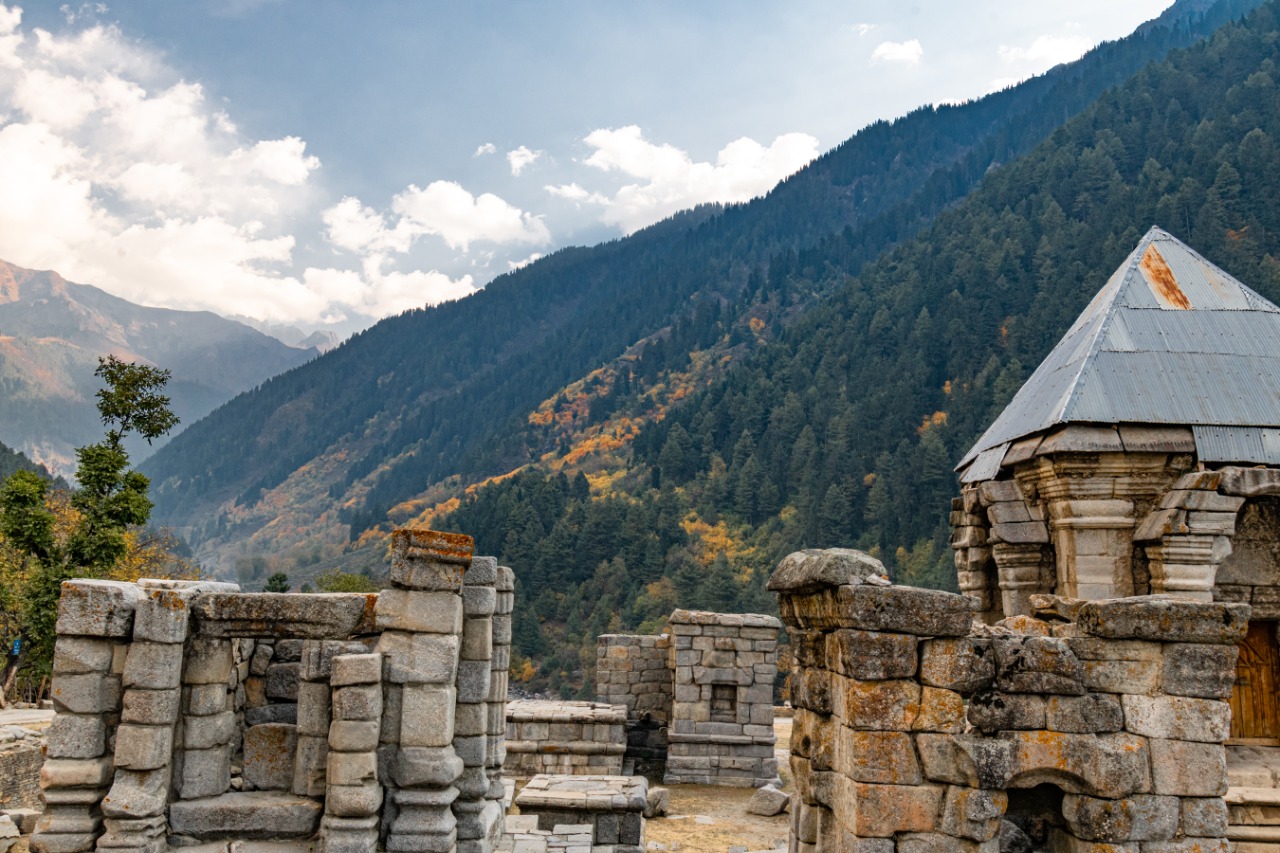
1230,620,1280,742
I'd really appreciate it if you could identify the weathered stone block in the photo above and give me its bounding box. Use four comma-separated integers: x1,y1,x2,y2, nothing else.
243,723,298,791
167,791,323,840
826,629,917,680
178,746,229,799
1178,797,1228,837
132,588,193,644
993,637,1084,695
190,593,378,639
40,757,114,789
842,780,943,837
329,720,380,753
1077,597,1249,645
327,781,384,817
113,725,173,771
299,639,368,681
941,787,1007,842
914,686,965,733
1121,694,1230,743
122,642,184,690
1045,693,1123,733
100,768,170,820
52,638,116,675
920,638,996,694
1148,739,1226,797
1160,644,1237,699
245,703,297,726
1061,794,1178,842
835,730,921,784
292,733,329,797
375,589,462,634
1068,638,1162,694
185,683,228,716
393,746,464,787
56,580,139,638
182,711,235,749
327,751,377,786
50,672,120,714
399,684,456,746
331,653,382,687
376,631,460,684
333,684,382,722
843,679,920,730
265,661,301,701
296,680,332,737
45,713,107,759
967,692,1046,732
767,549,889,593
183,638,233,685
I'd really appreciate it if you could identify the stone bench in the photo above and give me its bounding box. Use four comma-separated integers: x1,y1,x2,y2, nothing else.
505,700,627,777
513,774,647,851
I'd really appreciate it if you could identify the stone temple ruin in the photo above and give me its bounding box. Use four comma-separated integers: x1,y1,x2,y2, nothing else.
18,226,1280,853
30,529,514,853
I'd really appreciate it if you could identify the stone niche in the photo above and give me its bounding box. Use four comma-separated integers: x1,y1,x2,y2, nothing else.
503,700,627,777
769,547,1244,853
30,528,514,853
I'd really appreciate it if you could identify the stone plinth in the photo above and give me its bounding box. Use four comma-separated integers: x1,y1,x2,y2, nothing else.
504,700,626,777
514,774,647,850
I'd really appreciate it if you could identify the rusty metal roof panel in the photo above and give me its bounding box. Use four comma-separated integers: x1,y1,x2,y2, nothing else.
960,227,1280,470
1193,427,1280,465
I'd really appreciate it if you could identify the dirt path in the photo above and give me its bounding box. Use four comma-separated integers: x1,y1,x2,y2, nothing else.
642,715,793,853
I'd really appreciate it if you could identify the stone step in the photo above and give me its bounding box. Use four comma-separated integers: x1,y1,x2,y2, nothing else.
1229,788,1280,806
168,791,323,841
1230,826,1280,842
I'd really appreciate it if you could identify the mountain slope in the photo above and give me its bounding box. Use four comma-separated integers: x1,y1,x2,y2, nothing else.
0,261,318,475
430,0,1280,694
141,0,1260,576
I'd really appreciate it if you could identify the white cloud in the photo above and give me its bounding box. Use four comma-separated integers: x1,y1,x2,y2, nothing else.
390,180,550,251
508,252,542,271
473,142,496,156
855,23,876,37
565,125,818,234
871,39,923,65
998,34,1092,67
0,3,482,325
506,144,541,176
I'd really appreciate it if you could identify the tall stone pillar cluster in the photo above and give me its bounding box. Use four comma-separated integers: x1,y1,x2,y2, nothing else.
485,566,515,810
375,528,473,853
320,652,384,852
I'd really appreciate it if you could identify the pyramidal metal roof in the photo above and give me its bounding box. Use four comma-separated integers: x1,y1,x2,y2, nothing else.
958,226,1280,473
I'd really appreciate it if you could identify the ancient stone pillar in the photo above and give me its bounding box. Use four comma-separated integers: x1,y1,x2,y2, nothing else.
31,581,138,853
485,565,514,809
319,652,384,853
453,556,498,853
375,529,470,853
992,543,1054,618
1047,498,1137,600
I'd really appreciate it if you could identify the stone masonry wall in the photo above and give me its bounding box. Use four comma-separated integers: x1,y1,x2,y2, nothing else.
663,609,780,788
769,547,1246,853
0,737,43,811
504,700,626,777
596,634,672,726
29,527,510,853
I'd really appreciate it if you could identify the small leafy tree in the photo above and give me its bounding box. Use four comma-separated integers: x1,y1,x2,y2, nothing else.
0,356,183,702
316,569,379,593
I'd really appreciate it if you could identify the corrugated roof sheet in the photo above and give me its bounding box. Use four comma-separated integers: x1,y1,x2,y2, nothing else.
959,227,1280,469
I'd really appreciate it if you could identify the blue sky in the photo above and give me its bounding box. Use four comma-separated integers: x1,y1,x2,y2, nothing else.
4,0,1169,332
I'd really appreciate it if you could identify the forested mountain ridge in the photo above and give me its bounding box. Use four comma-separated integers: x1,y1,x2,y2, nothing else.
141,0,1258,579
435,1,1280,694
0,260,319,477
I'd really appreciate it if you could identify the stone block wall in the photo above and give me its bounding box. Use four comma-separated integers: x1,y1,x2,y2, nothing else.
28,527,511,853
596,633,672,726
0,736,44,811
663,609,781,788
769,548,1245,853
504,700,626,777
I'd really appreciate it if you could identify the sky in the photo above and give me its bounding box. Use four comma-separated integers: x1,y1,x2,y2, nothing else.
2,0,1172,335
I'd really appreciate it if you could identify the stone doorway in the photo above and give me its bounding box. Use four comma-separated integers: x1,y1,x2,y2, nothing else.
1230,620,1280,743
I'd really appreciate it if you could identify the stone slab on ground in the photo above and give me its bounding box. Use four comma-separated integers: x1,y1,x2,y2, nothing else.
167,791,323,840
